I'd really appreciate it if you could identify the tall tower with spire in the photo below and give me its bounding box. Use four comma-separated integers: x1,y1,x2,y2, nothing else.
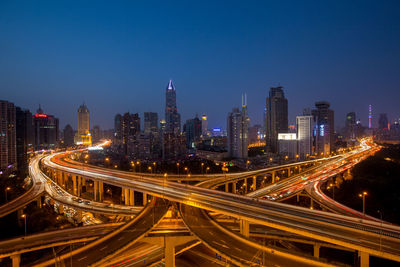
165,80,181,134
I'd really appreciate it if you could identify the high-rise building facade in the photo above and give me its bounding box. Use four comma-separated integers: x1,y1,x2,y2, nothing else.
296,115,313,159
345,112,356,140
201,114,208,136
184,116,202,149
165,80,181,134
33,106,59,150
63,124,75,147
0,100,17,171
114,114,122,145
378,113,388,130
312,101,334,155
16,107,33,174
121,112,140,156
144,112,158,134
265,86,288,153
227,97,249,159
77,103,91,145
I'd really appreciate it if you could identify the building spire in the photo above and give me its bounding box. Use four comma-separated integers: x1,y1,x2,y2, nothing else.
167,79,175,90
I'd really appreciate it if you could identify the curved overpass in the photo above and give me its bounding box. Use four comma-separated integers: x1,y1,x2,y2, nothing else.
39,150,400,264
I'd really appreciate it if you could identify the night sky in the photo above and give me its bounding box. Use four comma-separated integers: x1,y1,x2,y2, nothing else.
1,1,399,131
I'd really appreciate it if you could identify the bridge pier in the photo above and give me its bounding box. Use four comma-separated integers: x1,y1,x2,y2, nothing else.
143,193,147,205
252,176,256,190
129,189,135,206
165,237,175,267
272,172,276,183
359,251,369,267
225,183,229,193
72,175,78,195
36,197,42,208
11,254,21,267
239,219,250,237
313,243,320,258
232,182,236,194
124,188,129,205
99,181,104,202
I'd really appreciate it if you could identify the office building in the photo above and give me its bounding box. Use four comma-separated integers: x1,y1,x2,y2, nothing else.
296,115,313,159
345,112,356,140
165,80,181,134
77,103,91,145
378,113,388,130
184,116,202,149
119,112,140,156
227,95,250,159
265,86,288,153
33,106,59,150
278,133,298,159
63,124,75,147
144,112,158,134
16,107,33,174
201,114,208,136
312,101,334,155
0,100,17,171
114,114,123,146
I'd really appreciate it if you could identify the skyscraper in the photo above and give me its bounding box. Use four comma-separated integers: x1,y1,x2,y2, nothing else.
33,106,59,150
378,113,388,130
165,80,181,134
227,95,250,159
201,114,208,136
184,115,202,149
114,114,122,145
63,124,75,147
121,112,140,156
296,115,313,159
78,103,91,145
265,86,288,153
345,112,356,140
144,112,158,134
16,107,33,175
0,100,16,171
312,101,334,155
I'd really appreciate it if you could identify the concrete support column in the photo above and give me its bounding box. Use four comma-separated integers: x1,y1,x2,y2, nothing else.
36,197,42,208
129,189,135,206
359,251,369,267
94,181,99,201
165,238,175,267
232,182,236,194
240,219,250,237
313,244,320,258
272,172,276,183
252,176,256,190
99,181,104,202
310,198,314,209
297,193,300,202
287,168,291,177
11,254,21,267
143,193,147,205
77,177,82,197
124,188,129,205
225,183,229,193
72,175,78,195
82,177,86,186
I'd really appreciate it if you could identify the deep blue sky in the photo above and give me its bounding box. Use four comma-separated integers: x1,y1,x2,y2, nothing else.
1,0,399,130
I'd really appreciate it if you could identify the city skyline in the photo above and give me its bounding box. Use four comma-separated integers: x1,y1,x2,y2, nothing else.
1,1,400,129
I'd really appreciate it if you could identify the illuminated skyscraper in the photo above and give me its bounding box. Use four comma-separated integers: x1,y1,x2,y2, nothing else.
33,106,59,150
296,115,313,159
265,86,288,153
0,100,16,171
201,114,208,136
227,95,250,159
165,80,181,134
78,103,91,145
144,112,158,134
312,101,334,155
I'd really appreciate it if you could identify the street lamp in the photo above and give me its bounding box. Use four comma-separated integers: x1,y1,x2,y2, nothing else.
246,160,250,170
148,166,152,174
358,191,368,216
4,187,10,202
329,183,335,200
176,162,180,175
201,162,204,174
21,214,27,236
206,167,210,174
136,161,141,172
184,167,188,174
